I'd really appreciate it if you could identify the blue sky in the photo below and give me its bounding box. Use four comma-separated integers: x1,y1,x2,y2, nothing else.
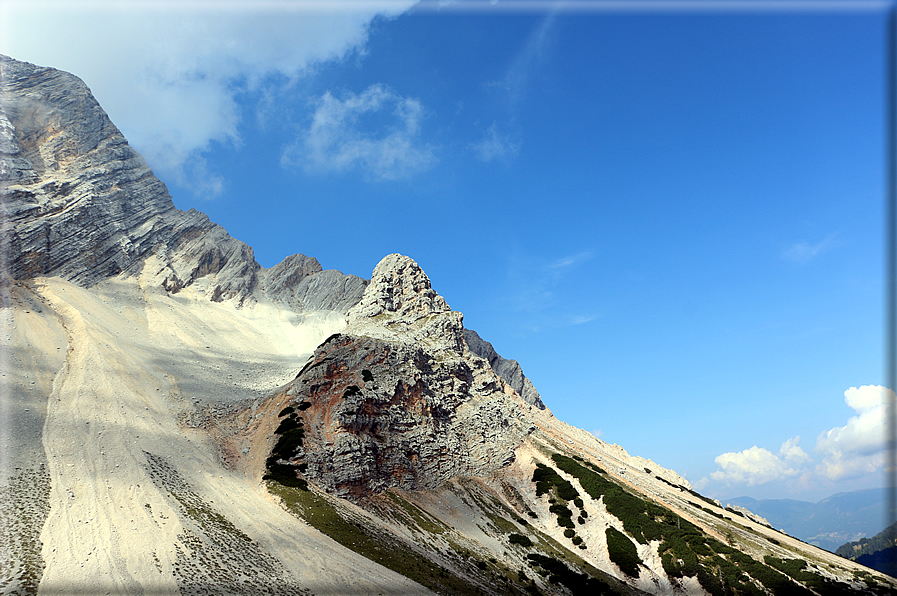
2,0,892,504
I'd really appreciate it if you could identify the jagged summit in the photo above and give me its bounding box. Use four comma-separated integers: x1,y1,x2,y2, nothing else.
347,253,465,353
0,54,256,299
349,253,450,319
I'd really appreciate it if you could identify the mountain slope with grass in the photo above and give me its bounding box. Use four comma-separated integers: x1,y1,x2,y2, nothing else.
835,521,897,578
2,55,893,596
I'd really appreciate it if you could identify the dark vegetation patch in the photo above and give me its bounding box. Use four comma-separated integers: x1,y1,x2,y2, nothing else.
531,462,589,541
277,405,295,417
525,554,616,594
550,454,666,545
362,369,374,383
509,533,533,548
532,463,578,501
322,333,342,345
764,556,849,595
264,408,307,486
605,527,641,577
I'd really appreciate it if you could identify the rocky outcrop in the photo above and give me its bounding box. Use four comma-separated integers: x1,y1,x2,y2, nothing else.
463,328,545,409
270,255,535,499
346,254,466,352
726,504,771,527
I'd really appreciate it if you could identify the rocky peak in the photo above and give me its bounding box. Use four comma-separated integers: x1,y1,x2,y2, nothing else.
0,55,256,299
348,253,449,320
258,253,368,313
464,329,546,410
347,254,464,352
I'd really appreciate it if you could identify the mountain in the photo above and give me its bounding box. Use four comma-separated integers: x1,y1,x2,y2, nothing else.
726,489,891,553
835,521,897,577
2,54,894,595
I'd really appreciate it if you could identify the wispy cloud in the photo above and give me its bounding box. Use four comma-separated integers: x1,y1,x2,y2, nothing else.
470,122,520,162
497,11,557,108
781,233,838,264
282,84,435,180
547,251,593,271
503,251,598,331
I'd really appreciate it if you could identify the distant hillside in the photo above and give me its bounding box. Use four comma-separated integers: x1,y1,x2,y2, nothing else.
727,488,890,553
836,521,897,577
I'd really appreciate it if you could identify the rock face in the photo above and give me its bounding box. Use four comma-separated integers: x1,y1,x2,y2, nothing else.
0,55,364,311
0,55,251,298
463,328,545,410
272,255,535,498
259,254,367,313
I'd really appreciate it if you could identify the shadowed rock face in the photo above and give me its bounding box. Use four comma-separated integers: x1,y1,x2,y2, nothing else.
463,329,545,410
259,254,368,313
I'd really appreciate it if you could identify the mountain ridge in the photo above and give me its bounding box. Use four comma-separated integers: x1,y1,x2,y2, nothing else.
726,488,890,553
2,54,893,595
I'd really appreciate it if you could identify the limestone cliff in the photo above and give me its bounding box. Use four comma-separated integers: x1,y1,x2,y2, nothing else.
0,55,364,311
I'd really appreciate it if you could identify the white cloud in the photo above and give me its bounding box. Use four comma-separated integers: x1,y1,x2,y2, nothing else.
282,84,435,180
470,123,520,162
705,385,894,496
710,437,809,486
779,436,811,465
781,233,838,264
815,385,893,480
0,1,416,194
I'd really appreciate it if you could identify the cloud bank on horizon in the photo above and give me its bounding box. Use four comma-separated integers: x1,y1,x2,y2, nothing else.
698,385,893,498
